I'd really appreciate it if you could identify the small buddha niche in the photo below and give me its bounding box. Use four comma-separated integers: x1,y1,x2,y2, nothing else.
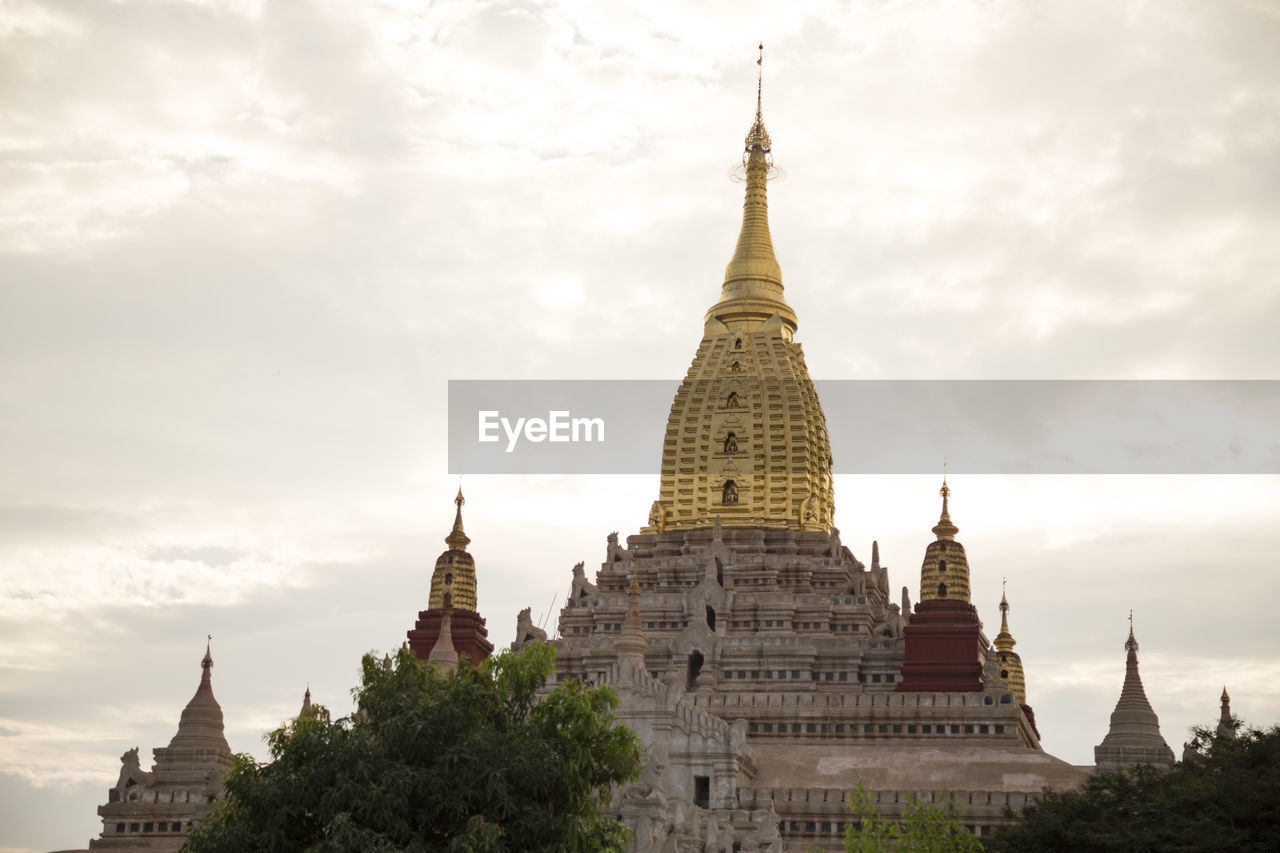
726,391,739,407
723,432,738,453
937,583,947,598
722,480,739,505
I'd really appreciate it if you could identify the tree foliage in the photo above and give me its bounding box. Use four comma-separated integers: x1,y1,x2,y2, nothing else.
183,643,641,853
985,724,1280,853
834,783,984,853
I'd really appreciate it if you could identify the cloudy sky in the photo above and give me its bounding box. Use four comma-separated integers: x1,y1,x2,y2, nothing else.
2,0,1279,850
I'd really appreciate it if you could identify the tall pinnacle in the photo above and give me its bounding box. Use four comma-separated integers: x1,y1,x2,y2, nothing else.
445,487,470,550
167,638,229,752
1096,616,1174,770
932,477,959,541
995,581,1016,652
616,573,649,663
1217,686,1236,739
706,43,797,333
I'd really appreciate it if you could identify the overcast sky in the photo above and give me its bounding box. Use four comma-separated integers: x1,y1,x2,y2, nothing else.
2,1,1279,850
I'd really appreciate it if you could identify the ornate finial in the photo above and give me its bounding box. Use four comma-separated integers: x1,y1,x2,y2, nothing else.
756,42,764,114
627,573,641,596
932,476,958,541
995,583,1016,651
745,42,772,155
445,488,470,550
1125,611,1138,653
202,636,213,669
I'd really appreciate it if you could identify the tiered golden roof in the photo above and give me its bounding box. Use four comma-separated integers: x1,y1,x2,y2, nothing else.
918,478,971,602
645,48,833,533
427,488,478,611
994,582,1027,704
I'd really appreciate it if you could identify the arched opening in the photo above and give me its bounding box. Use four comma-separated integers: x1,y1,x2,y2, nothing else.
723,431,737,453
445,572,453,585
731,360,742,372
715,555,724,587
1001,669,1009,679
726,391,739,407
722,480,739,505
734,338,743,350
938,560,947,573
687,651,705,691
443,592,452,609
706,605,716,631
937,583,947,598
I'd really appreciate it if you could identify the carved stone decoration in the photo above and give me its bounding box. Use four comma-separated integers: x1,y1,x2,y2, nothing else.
607,531,628,563
872,602,905,639
510,607,548,650
648,501,667,533
569,561,597,601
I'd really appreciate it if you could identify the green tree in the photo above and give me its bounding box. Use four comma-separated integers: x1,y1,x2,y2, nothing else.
183,643,641,853
985,724,1280,853
833,783,984,853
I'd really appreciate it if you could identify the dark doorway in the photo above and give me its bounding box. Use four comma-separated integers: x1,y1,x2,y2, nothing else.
694,775,710,809
687,651,704,691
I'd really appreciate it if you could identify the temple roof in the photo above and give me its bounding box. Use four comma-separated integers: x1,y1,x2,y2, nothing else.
165,640,231,754
1096,620,1174,766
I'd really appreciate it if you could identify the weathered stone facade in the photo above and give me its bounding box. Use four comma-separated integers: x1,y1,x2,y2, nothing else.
540,512,1085,850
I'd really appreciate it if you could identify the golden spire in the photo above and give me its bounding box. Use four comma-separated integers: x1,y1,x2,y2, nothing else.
647,47,833,534
706,43,797,333
993,580,1026,703
932,475,959,541
445,487,470,550
995,579,1015,651
429,489,478,611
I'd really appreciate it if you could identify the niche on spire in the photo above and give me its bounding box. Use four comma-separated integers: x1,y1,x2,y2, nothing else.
722,481,739,505
723,432,738,454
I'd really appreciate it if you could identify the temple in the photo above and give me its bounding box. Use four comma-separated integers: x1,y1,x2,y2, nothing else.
523,59,1099,849
87,643,234,851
